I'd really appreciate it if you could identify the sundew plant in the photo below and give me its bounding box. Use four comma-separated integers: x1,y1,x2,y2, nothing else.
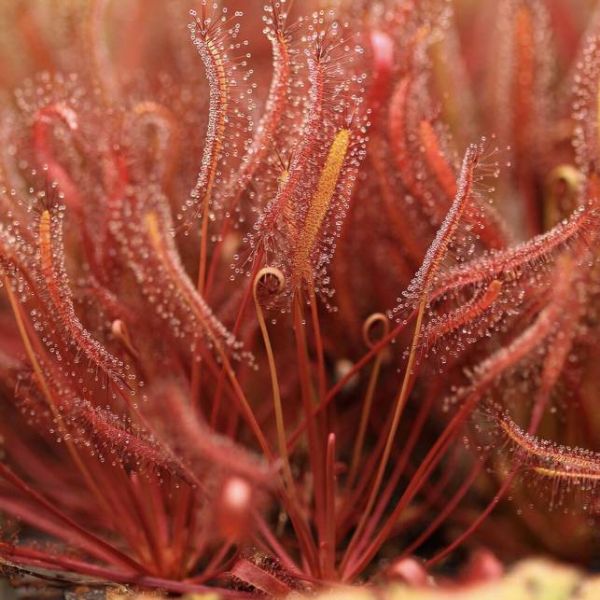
0,0,598,596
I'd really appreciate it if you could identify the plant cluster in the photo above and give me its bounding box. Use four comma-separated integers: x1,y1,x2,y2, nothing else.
0,0,598,597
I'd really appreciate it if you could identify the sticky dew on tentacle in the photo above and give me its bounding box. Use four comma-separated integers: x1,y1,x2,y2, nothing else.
182,3,254,294
249,39,330,255
203,1,298,296
247,14,369,305
186,5,232,216
104,174,246,365
427,197,600,305
500,414,600,482
417,120,509,251
37,206,131,391
392,142,482,317
0,119,29,225
225,1,294,209
144,210,250,365
423,279,504,354
477,409,600,514
455,257,576,403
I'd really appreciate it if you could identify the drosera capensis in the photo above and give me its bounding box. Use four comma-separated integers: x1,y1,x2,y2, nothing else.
0,0,599,597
